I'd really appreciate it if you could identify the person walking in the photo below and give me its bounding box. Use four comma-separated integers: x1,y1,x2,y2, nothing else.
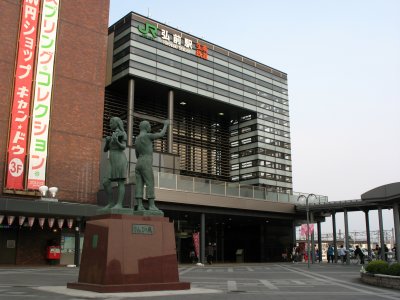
354,245,365,264
207,243,214,265
339,245,347,264
327,245,334,263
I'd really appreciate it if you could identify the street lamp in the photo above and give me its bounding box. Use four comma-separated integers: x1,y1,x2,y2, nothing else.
297,193,317,268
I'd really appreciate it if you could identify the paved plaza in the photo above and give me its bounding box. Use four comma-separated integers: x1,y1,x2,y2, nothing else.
0,263,399,299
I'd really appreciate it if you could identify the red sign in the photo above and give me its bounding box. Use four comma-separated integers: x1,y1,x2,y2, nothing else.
6,0,41,189
192,232,200,258
196,42,208,60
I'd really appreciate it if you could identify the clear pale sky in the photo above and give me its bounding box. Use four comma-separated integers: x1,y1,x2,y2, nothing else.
108,0,400,233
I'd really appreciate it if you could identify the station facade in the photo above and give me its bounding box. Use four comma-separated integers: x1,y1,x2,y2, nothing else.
102,12,303,263
0,1,326,265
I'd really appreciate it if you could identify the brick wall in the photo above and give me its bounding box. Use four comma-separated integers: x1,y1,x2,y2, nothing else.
15,226,60,265
0,0,20,191
0,0,110,203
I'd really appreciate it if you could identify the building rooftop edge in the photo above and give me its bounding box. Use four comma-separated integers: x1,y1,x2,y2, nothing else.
108,11,288,79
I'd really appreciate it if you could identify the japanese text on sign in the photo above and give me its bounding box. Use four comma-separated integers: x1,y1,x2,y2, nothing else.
6,0,41,190
27,0,61,189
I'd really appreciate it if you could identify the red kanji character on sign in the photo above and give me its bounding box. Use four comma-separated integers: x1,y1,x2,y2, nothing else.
196,43,208,60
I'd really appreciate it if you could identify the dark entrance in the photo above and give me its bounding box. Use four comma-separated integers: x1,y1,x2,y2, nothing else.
165,209,293,263
0,227,17,264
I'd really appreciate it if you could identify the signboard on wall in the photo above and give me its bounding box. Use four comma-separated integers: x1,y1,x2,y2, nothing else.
6,0,62,191
5,0,41,189
137,22,208,60
27,0,61,189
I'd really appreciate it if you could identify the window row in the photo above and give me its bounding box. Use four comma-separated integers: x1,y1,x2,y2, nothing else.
127,23,288,85
230,124,290,139
230,147,291,161
230,136,291,149
231,159,292,171
231,172,292,183
114,33,289,104
121,59,290,116
258,113,290,127
122,44,289,106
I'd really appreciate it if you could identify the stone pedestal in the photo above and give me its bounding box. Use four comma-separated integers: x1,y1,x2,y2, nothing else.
67,214,190,293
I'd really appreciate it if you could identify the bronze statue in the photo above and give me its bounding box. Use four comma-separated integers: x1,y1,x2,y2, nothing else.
135,120,169,213
103,117,128,209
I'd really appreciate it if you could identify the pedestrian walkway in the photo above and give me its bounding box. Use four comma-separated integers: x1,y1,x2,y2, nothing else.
0,263,399,299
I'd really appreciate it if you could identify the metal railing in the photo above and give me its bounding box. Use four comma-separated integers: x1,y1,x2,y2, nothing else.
130,171,328,205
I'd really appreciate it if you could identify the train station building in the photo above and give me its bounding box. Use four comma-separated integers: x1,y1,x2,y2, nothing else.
5,1,398,267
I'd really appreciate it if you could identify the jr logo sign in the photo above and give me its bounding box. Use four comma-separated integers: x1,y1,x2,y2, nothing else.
138,22,158,39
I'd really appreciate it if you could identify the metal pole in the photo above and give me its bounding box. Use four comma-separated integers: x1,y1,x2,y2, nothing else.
127,78,135,147
310,212,315,264
344,209,350,264
306,201,310,268
201,213,206,264
297,194,316,268
168,90,174,153
393,203,400,262
365,210,372,259
378,207,385,260
332,211,338,263
74,219,81,267
317,221,322,262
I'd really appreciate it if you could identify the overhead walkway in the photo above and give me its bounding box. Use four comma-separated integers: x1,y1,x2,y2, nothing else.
295,182,400,264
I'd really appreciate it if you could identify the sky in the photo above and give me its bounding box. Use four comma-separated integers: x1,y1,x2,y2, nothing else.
108,0,400,233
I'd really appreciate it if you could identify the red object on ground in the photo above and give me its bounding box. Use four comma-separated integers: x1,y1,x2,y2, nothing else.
46,246,61,260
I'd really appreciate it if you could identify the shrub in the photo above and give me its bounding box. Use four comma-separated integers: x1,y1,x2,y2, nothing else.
365,260,389,274
387,263,400,276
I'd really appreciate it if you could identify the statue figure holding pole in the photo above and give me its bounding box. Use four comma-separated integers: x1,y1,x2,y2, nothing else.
134,119,169,215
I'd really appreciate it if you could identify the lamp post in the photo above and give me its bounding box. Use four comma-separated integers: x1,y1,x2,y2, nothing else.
297,193,317,269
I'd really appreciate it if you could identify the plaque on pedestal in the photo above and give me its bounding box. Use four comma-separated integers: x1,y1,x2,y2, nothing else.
67,214,190,293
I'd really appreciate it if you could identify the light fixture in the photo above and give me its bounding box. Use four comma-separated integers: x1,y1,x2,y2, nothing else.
49,187,58,198
38,185,49,196
218,112,224,116
179,101,186,105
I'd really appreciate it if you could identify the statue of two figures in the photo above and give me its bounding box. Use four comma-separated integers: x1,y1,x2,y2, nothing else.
100,117,169,215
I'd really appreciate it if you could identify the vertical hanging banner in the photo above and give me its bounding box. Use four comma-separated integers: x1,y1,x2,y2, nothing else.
5,0,41,189
300,223,315,236
27,0,61,189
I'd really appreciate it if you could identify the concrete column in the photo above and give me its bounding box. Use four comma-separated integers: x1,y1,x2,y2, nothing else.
127,78,135,147
168,90,174,153
332,211,338,263
344,209,350,264
74,219,81,267
260,223,265,262
221,223,225,263
215,224,218,262
317,221,322,262
365,210,372,258
393,202,400,262
310,212,315,264
201,213,206,264
378,207,385,260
